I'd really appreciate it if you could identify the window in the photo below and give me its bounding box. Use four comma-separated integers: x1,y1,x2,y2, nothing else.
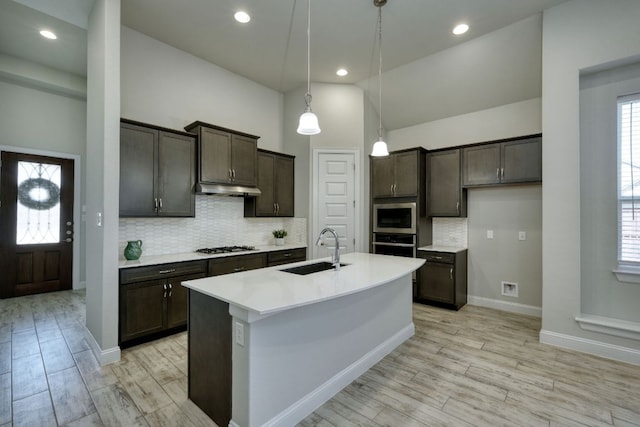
618,93,640,265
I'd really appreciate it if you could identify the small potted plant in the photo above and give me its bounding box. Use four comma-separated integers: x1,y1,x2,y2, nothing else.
272,229,287,246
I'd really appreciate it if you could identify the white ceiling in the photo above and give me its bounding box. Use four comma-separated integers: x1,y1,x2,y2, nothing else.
1,0,568,130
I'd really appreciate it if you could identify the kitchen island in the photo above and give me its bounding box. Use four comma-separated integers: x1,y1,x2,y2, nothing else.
183,252,424,427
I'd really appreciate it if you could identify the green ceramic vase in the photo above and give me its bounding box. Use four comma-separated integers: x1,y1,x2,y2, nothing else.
124,240,143,260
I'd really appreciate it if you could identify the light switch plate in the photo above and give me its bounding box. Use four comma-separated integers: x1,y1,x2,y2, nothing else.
487,230,494,239
519,231,526,241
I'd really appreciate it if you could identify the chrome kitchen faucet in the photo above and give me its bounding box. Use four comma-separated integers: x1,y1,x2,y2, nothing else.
315,227,341,270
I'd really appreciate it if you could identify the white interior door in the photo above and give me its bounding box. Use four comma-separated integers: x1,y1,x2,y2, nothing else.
313,151,357,259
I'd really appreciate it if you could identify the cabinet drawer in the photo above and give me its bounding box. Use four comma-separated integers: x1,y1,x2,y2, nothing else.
418,251,455,264
267,248,306,266
209,253,267,276
120,260,207,284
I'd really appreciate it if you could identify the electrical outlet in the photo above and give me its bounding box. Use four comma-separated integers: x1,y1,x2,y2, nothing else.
501,281,519,297
487,230,494,239
235,321,245,346
518,231,526,241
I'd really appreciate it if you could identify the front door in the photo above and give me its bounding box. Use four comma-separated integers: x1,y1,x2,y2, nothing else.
0,152,74,298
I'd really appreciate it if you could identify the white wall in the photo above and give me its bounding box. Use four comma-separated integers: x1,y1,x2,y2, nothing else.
85,0,121,364
120,27,284,152
387,98,541,150
467,186,542,312
542,0,640,359
580,62,640,322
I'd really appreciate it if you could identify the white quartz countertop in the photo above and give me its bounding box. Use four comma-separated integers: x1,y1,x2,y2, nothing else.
417,245,467,253
183,252,424,316
118,243,307,269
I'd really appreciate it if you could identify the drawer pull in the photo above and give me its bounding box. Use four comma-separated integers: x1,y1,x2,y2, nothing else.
159,268,176,274
283,253,291,257
233,267,246,272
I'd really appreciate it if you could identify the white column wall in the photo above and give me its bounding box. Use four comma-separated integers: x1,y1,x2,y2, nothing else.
541,0,640,358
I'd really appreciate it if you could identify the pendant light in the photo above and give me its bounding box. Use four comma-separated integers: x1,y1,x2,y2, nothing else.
370,0,389,157
297,0,321,135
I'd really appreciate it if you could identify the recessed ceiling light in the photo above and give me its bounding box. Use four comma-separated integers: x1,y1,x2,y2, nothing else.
452,23,469,35
39,29,57,40
336,68,348,77
234,11,251,23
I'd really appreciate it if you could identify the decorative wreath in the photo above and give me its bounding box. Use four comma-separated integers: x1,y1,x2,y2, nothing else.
17,178,60,210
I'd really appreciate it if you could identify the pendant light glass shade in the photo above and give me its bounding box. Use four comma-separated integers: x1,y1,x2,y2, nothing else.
297,110,321,135
297,0,321,136
371,138,389,157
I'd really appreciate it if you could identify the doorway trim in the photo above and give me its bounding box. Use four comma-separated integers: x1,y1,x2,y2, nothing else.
0,145,82,290
311,148,362,259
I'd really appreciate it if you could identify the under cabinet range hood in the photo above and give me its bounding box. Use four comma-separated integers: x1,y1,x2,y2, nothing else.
195,182,262,197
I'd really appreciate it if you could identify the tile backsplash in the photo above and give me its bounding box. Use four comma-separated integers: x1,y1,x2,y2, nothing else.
432,217,468,247
119,196,307,258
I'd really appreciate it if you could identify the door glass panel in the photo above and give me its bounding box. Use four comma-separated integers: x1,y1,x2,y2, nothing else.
16,160,61,245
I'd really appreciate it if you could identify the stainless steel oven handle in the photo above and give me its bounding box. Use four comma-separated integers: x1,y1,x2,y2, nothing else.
372,242,415,248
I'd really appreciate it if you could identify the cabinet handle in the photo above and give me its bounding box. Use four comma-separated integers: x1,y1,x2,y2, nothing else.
159,268,176,274
456,201,460,214
283,253,291,257
501,167,504,180
496,168,500,181
232,169,236,179
168,283,172,297
274,203,277,214
154,198,159,212
450,267,453,281
163,283,167,298
276,203,280,215
233,267,246,272
228,169,232,180
158,198,163,211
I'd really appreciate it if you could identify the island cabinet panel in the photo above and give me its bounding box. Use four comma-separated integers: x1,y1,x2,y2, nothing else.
428,149,466,217
371,148,423,199
462,135,542,187
188,290,232,427
119,260,207,346
120,119,196,217
185,121,258,188
266,248,306,267
208,253,267,276
245,150,295,217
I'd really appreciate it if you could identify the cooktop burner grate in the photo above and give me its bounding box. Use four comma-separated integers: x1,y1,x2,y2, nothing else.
195,245,256,254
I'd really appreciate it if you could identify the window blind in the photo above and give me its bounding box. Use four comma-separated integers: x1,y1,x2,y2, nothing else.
618,93,640,264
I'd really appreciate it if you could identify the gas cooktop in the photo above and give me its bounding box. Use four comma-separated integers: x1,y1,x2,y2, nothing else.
195,245,256,254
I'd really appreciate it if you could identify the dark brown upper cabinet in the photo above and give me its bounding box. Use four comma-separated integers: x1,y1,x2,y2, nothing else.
184,121,258,187
120,119,196,217
428,149,466,217
245,150,295,217
462,135,542,187
371,149,422,198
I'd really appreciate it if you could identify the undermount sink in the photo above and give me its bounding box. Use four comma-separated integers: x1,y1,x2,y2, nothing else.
280,262,349,275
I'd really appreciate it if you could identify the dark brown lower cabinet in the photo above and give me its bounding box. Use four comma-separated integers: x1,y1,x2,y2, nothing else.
119,260,207,346
416,250,467,310
208,253,267,276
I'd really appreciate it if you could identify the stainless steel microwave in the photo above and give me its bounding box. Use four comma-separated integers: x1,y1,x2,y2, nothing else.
373,202,417,234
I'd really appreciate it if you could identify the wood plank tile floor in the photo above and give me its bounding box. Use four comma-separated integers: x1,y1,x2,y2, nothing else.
1,290,639,426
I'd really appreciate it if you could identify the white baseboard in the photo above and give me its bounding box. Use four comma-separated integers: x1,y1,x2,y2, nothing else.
75,281,87,290
467,295,542,317
84,325,121,366
540,329,640,365
259,323,415,427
